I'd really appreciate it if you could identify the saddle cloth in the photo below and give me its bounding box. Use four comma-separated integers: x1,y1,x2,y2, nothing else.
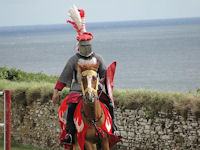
58,94,121,149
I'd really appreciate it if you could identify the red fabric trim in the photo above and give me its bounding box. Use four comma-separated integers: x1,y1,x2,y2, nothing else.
58,96,71,149
106,62,117,107
55,81,66,91
77,32,93,41
98,91,110,102
66,93,81,104
58,96,121,149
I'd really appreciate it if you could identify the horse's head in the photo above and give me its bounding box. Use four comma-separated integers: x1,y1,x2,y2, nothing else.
78,60,99,104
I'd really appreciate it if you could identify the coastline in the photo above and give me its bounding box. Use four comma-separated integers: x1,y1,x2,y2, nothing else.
1,18,200,92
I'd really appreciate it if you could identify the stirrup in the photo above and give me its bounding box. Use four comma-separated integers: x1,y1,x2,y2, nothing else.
113,124,122,138
61,134,72,145
113,130,122,138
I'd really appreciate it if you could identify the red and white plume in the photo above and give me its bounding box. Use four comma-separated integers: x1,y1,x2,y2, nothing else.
67,5,93,41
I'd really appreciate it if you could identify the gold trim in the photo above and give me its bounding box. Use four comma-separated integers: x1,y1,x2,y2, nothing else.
81,70,98,96
82,70,97,76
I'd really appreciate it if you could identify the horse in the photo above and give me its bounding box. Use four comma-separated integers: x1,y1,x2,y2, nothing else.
58,61,120,150
77,61,109,150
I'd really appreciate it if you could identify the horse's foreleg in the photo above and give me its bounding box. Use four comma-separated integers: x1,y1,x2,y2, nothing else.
72,142,80,150
100,136,110,150
84,140,96,150
72,135,81,150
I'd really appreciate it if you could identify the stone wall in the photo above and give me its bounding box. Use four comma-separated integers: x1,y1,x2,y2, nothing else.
0,98,200,149
115,108,200,149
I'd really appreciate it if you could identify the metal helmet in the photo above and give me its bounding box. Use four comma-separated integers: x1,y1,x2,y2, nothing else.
78,40,93,57
67,5,94,57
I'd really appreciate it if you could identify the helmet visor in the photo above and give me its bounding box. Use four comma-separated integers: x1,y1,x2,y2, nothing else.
79,44,93,57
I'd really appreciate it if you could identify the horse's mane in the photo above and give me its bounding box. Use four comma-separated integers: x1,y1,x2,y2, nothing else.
77,62,99,73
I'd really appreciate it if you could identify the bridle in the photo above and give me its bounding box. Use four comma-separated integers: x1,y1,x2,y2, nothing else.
80,69,104,141
81,106,104,124
81,69,99,103
81,105,104,143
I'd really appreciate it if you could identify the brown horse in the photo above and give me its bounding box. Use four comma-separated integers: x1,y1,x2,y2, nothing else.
73,62,110,150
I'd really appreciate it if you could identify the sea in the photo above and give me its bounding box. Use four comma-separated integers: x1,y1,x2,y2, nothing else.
0,18,200,92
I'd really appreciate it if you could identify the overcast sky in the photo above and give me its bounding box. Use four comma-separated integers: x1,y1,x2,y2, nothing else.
0,0,200,27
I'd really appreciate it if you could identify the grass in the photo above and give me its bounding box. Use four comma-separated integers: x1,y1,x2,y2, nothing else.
0,139,48,150
0,79,69,106
0,66,200,119
0,67,200,149
114,88,200,119
0,79,200,119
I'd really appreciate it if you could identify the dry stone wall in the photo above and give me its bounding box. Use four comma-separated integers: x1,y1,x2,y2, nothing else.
0,98,200,149
115,108,200,149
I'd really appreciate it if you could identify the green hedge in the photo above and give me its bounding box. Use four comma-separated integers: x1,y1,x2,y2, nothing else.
0,66,200,119
0,79,200,119
114,89,200,119
0,66,57,83
0,79,69,106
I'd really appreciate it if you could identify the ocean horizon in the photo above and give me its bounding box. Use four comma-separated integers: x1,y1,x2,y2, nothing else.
0,18,200,92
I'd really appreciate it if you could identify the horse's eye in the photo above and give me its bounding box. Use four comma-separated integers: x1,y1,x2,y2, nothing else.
93,76,97,81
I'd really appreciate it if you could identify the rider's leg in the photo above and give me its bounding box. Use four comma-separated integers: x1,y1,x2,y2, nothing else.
99,91,121,136
101,98,119,133
62,103,77,144
107,102,122,137
106,102,118,133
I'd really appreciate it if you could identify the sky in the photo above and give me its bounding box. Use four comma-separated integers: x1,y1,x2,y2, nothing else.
0,0,200,27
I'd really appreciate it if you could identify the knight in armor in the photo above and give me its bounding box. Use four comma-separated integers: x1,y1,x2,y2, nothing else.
52,5,120,145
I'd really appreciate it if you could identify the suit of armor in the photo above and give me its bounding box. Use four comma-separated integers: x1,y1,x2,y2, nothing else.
54,51,118,144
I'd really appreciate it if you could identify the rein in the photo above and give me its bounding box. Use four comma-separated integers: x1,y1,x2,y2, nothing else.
81,102,104,124
81,103,104,143
80,90,104,124
80,68,105,143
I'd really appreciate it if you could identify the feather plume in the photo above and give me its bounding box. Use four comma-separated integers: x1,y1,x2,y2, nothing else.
67,5,93,41
68,5,82,30
81,18,86,33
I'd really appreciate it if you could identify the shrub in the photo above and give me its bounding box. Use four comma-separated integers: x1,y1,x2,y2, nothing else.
0,66,58,83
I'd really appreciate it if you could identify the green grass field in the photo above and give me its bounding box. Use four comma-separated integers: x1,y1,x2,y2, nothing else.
0,66,200,119
0,139,46,150
0,66,200,149
0,78,200,119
